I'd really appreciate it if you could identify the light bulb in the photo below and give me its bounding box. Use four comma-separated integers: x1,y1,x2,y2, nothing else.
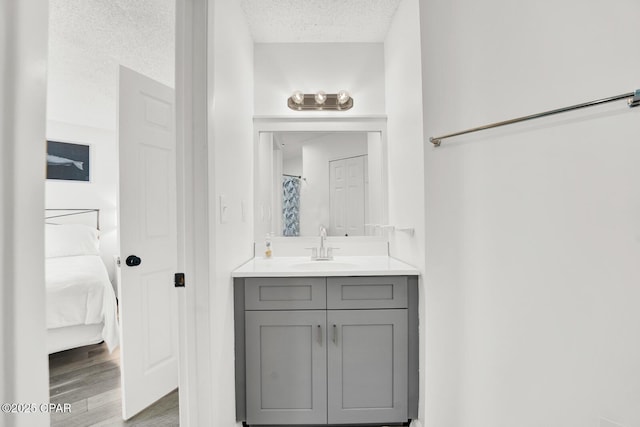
337,90,350,105
291,90,304,105
314,91,327,105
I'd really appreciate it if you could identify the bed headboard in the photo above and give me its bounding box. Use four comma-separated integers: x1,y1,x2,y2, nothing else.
45,209,100,230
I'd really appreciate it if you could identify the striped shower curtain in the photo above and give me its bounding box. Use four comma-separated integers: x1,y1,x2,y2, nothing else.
282,176,300,236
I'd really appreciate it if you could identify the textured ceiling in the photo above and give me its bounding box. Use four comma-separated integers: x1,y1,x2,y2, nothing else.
47,0,175,130
48,1,400,130
240,0,403,43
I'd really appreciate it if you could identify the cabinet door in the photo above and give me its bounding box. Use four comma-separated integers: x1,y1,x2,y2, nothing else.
327,309,408,424
245,310,327,425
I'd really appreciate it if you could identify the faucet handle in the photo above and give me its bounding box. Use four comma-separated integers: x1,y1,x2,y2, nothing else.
304,247,318,259
325,247,341,260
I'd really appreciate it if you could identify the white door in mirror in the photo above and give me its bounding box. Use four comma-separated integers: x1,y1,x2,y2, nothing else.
330,156,366,236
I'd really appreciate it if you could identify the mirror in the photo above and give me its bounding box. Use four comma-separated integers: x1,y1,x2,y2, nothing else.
255,131,386,237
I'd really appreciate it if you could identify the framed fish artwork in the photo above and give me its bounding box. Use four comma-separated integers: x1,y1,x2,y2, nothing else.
46,140,91,182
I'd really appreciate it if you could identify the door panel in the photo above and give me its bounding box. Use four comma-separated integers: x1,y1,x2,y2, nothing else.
118,65,178,419
141,145,171,237
141,270,174,369
342,323,394,409
245,310,327,425
345,156,365,236
327,309,408,424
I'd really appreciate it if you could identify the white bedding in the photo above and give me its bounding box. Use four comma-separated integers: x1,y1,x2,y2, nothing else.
45,255,119,352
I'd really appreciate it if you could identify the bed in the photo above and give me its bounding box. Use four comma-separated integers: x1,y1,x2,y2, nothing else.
45,209,119,354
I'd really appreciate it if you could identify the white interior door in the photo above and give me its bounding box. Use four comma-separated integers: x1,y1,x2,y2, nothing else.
117,65,178,419
330,156,366,236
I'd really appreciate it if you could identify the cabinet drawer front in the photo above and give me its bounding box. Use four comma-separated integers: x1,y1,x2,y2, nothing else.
327,276,407,309
245,277,326,310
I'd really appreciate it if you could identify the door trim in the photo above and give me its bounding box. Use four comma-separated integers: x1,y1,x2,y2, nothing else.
175,0,211,425
1,2,50,426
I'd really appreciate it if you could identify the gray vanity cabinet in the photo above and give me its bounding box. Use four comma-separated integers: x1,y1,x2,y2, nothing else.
235,275,418,426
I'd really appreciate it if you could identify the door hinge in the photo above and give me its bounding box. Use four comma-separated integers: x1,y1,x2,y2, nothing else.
174,272,185,288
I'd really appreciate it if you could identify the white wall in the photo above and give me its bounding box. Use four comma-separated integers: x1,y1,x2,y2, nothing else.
1,0,50,425
384,0,425,269
208,0,254,425
420,0,640,426
300,133,368,236
254,43,386,116
282,155,302,177
46,120,119,284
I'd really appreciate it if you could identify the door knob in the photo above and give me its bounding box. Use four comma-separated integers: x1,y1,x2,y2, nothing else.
125,255,142,267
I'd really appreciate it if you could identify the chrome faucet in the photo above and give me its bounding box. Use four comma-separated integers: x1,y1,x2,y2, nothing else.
319,226,327,257
308,225,334,260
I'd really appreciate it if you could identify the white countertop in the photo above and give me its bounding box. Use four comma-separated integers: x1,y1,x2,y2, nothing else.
232,256,420,278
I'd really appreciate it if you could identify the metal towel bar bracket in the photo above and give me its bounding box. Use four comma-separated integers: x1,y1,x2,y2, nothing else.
629,89,640,108
429,88,640,147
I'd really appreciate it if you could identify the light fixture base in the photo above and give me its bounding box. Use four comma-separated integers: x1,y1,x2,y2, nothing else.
287,93,353,111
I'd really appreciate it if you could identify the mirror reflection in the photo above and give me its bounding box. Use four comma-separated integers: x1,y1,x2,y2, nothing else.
256,131,385,237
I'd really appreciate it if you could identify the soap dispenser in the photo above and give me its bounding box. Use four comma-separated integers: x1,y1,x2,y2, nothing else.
264,233,273,258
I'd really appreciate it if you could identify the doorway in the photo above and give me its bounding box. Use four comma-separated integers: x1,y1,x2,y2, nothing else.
45,0,179,423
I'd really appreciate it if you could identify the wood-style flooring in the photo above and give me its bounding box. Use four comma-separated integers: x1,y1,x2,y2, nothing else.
49,342,179,426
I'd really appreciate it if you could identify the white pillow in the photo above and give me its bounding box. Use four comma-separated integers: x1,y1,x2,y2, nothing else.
45,224,100,258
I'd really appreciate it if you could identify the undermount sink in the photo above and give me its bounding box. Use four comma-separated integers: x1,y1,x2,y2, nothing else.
290,261,357,270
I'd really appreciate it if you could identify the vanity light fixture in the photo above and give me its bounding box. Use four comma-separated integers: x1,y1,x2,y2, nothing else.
291,90,305,105
337,90,350,105
287,90,354,111
314,90,327,105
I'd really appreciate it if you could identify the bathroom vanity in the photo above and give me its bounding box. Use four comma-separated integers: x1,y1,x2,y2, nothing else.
233,256,419,426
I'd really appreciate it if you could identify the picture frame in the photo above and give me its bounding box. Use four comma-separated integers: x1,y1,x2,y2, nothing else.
46,140,91,182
